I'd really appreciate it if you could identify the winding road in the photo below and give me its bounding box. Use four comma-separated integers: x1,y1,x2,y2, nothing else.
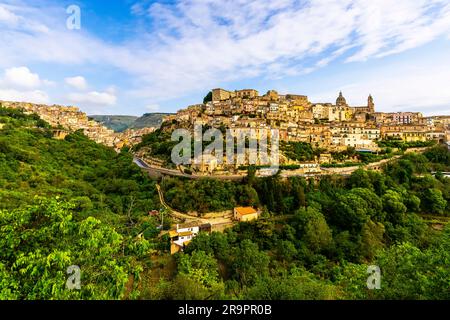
134,157,245,181
155,183,235,228
135,154,408,181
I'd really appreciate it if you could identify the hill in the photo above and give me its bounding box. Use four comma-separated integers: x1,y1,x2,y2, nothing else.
89,115,138,132
132,113,172,129
90,113,172,132
0,106,165,299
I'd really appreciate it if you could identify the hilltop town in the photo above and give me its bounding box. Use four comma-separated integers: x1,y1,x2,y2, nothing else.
0,100,155,150
166,88,450,148
2,89,450,177
155,88,450,175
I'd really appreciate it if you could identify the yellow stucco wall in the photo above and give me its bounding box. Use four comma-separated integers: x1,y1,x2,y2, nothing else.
239,213,259,222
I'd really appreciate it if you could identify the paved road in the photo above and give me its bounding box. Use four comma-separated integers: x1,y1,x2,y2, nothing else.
136,148,430,181
134,157,245,181
155,183,235,227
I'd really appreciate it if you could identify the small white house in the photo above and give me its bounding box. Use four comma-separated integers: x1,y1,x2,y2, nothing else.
169,222,201,254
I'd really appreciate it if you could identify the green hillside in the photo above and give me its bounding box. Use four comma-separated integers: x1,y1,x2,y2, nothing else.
131,113,172,129
89,115,138,132
0,107,165,299
90,113,173,132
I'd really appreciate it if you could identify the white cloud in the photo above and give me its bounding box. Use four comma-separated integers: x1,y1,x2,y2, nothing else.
0,5,19,25
345,0,450,62
2,66,43,89
0,66,50,105
0,88,49,104
125,0,450,101
0,4,48,33
0,0,450,113
68,91,117,106
311,60,450,116
65,76,88,90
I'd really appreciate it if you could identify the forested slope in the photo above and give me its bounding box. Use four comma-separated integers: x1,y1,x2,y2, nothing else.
0,107,163,299
155,145,450,299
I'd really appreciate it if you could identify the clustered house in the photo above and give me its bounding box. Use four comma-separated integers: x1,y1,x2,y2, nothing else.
159,89,449,175
0,100,155,151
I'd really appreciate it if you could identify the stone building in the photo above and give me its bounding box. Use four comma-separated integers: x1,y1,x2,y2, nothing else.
235,89,259,99
381,124,429,141
350,94,375,114
392,112,423,124
234,207,259,222
212,88,235,102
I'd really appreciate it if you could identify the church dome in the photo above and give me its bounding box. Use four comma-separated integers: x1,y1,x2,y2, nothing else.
336,91,347,106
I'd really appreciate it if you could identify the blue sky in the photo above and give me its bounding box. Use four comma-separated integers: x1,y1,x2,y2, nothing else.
1,0,450,116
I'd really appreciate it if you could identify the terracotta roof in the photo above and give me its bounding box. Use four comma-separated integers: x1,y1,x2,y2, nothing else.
235,207,258,216
169,230,178,238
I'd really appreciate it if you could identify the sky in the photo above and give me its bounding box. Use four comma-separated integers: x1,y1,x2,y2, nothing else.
0,0,450,116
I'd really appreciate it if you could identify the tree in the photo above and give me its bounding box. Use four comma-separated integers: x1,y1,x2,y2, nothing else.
422,188,447,215
424,145,450,167
246,165,256,186
295,184,307,208
374,229,450,300
281,141,315,162
231,240,269,287
245,269,338,300
382,190,407,225
360,220,385,260
184,232,213,255
385,159,414,185
239,185,260,207
402,190,421,213
276,240,298,262
177,250,221,288
403,153,429,173
336,262,372,300
331,192,369,233
0,198,132,300
348,169,372,190
350,188,384,222
367,171,387,196
294,208,333,253
333,231,362,262
165,274,224,300
203,91,213,104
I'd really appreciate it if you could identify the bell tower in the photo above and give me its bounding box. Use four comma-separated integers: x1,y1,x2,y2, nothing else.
368,94,375,113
